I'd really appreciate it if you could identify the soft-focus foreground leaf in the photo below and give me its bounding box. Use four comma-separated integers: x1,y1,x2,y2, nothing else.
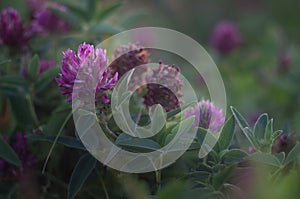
0,136,21,167
68,153,97,199
285,143,300,165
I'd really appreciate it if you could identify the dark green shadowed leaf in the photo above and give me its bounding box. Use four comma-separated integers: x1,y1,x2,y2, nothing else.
212,164,236,190
218,116,235,151
96,3,121,22
0,137,21,167
27,135,86,150
117,138,161,152
285,143,300,165
68,153,97,199
248,152,281,168
220,149,247,164
48,7,81,29
35,67,59,94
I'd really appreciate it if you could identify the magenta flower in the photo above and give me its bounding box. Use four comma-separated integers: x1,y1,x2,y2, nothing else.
210,21,241,54
185,99,225,133
0,8,28,47
55,43,118,103
31,2,70,34
143,61,183,112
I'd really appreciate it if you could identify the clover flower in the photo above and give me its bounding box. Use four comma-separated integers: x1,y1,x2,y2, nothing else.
0,132,36,179
0,8,29,48
143,61,183,112
55,43,118,103
210,21,241,54
185,99,225,133
31,2,70,34
110,43,150,91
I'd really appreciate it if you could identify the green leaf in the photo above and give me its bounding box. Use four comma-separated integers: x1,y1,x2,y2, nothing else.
86,0,97,20
274,152,285,164
196,127,219,158
8,94,35,129
117,138,161,152
48,7,81,28
96,3,121,22
0,75,27,96
253,113,268,141
62,1,87,21
0,136,21,167
35,67,59,93
88,24,122,35
220,149,247,164
271,130,282,142
230,106,250,129
166,102,196,119
68,153,97,199
284,143,300,165
28,54,40,80
218,116,235,151
248,152,281,168
212,164,236,190
231,107,258,149
264,118,273,141
150,104,166,134
27,135,86,150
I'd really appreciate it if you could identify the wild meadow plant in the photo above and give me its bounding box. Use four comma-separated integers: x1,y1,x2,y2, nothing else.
0,1,299,199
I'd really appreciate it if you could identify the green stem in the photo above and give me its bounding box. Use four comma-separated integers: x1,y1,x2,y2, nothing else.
155,170,161,191
42,110,73,174
26,93,39,127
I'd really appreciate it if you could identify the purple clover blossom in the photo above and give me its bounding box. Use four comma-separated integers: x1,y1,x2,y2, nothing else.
0,8,29,48
55,43,118,103
143,61,183,112
0,132,36,178
31,2,70,34
185,99,225,133
110,43,150,92
210,21,241,54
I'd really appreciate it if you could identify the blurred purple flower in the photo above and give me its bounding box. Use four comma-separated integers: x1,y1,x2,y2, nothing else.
185,99,225,133
278,51,292,74
248,146,256,153
27,0,45,12
0,8,29,48
110,43,150,91
143,61,183,112
210,21,241,54
0,132,36,179
31,2,70,34
111,43,150,77
272,133,297,154
55,43,118,103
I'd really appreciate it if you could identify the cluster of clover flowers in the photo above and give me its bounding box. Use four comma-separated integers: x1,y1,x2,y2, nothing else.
55,42,226,134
